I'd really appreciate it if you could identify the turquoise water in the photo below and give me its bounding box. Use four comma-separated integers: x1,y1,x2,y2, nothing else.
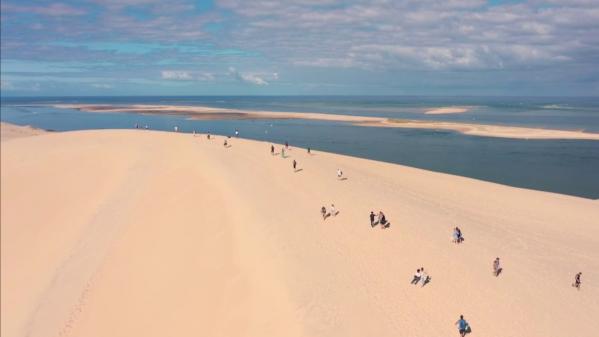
1,96,599,198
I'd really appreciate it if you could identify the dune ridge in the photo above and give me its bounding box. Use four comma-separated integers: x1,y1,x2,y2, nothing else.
2,129,598,337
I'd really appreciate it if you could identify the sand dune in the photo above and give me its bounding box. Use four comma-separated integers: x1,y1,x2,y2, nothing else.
2,129,598,337
53,104,599,140
1,122,46,141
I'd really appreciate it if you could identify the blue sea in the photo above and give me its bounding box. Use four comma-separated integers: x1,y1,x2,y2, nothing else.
2,96,599,199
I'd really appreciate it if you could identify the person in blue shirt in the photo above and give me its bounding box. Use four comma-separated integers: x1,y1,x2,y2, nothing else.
455,315,470,336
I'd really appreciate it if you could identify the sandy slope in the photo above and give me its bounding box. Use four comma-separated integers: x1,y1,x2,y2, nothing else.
1,122,46,141
1,129,598,337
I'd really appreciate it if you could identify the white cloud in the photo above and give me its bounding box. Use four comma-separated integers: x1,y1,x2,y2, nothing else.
92,83,113,89
161,70,215,81
0,80,14,90
161,70,193,80
228,67,275,86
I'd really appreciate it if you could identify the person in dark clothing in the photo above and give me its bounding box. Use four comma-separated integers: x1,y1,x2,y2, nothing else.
573,272,582,289
293,160,297,171
370,211,376,227
271,145,275,155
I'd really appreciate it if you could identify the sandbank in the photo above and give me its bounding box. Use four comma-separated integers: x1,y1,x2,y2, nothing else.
2,128,598,337
359,119,599,140
53,104,599,140
424,106,470,114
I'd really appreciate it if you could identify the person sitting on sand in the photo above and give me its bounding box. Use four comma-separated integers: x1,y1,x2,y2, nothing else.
378,211,387,228
453,227,463,243
455,315,471,337
411,269,421,284
321,206,327,220
573,272,582,290
493,257,501,277
420,267,431,286
370,211,376,227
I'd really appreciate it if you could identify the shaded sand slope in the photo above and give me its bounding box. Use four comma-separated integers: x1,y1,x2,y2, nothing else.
1,122,45,141
2,130,598,337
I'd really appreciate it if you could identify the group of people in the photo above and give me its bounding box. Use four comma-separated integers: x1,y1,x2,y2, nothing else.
369,211,389,228
411,268,431,287
321,204,338,220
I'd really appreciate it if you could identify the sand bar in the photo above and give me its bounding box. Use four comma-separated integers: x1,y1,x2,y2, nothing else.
2,128,598,337
52,104,599,140
359,119,599,140
424,106,471,114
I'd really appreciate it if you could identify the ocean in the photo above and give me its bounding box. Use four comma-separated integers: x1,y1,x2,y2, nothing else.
2,96,598,199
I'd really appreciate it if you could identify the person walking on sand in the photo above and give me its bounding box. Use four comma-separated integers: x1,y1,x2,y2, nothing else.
281,147,285,158
271,145,275,155
493,257,501,276
572,272,582,290
207,133,211,140
411,269,421,284
330,204,337,217
321,206,327,220
307,147,311,154
293,160,297,171
370,211,376,227
337,169,343,180
455,315,471,337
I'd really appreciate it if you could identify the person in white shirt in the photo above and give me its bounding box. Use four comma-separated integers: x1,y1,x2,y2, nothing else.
411,269,421,284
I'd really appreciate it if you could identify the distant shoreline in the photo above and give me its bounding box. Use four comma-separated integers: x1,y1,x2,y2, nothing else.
52,103,599,141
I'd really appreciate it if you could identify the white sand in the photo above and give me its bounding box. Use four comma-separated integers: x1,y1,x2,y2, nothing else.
2,128,598,337
424,107,470,114
1,122,46,141
361,119,599,140
54,104,599,140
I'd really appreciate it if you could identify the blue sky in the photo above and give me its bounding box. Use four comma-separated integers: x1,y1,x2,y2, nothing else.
1,0,598,96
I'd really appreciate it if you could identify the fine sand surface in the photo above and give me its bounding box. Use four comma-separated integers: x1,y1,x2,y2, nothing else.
360,119,599,140
424,106,470,114
1,122,46,141
54,104,599,140
2,129,599,337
